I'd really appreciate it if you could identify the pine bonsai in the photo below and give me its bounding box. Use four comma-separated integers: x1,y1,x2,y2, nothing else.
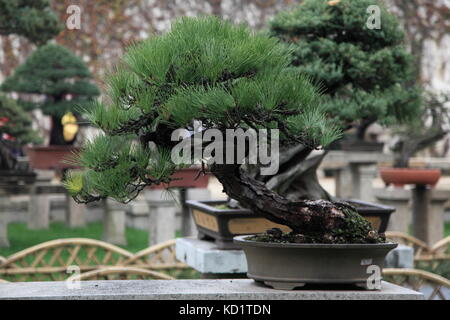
0,0,61,45
1,44,100,145
64,16,384,244
260,0,422,200
391,92,450,168
0,95,41,170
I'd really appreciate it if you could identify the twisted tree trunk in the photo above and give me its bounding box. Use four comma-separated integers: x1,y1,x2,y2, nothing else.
211,163,381,243
255,145,331,201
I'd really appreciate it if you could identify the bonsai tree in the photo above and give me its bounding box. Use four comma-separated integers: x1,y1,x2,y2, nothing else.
391,92,450,168
64,16,384,244
0,0,61,45
0,95,41,170
1,44,100,145
256,0,422,200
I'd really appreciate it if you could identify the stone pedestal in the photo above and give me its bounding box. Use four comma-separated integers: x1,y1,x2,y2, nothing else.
335,165,353,199
176,237,247,276
412,187,449,246
0,279,424,300
375,188,411,233
384,244,414,268
355,164,377,202
336,164,377,202
125,195,150,230
102,199,127,246
65,194,86,228
28,186,50,230
0,196,10,247
145,189,177,246
326,151,390,202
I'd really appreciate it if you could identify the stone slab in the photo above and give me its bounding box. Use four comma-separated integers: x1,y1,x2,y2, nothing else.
176,237,247,274
0,279,423,300
322,151,392,167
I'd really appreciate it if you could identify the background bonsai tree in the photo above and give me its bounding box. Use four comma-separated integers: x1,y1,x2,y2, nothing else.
64,16,384,244
391,92,450,168
0,95,41,170
1,44,100,145
258,0,421,200
0,0,61,45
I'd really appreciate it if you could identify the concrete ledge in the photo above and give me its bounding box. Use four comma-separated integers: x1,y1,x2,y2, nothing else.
0,280,423,300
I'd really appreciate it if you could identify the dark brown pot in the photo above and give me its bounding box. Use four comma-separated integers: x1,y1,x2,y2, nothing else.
187,199,394,249
234,235,397,290
26,146,80,170
379,167,441,187
150,167,209,189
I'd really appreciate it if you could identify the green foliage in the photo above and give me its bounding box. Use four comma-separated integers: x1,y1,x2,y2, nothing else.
270,0,421,131
66,16,342,203
0,0,62,45
0,95,42,170
0,95,41,147
1,44,100,117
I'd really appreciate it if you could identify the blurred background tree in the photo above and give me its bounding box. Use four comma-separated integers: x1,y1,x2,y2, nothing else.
0,0,62,45
1,44,100,145
270,0,421,143
391,92,450,168
255,0,422,201
0,95,41,170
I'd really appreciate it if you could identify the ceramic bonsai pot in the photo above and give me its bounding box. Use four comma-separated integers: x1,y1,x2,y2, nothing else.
187,199,394,249
26,146,80,170
149,167,209,189
234,235,397,290
187,200,291,249
379,167,441,187
348,199,394,234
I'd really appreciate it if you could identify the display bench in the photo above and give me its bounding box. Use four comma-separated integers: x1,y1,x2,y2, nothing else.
0,279,423,300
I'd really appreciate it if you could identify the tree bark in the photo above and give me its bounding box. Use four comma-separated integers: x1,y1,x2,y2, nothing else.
256,144,331,201
211,163,346,234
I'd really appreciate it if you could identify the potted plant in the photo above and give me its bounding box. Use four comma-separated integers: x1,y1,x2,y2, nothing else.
187,0,415,243
64,16,396,289
1,44,100,170
187,198,394,249
379,92,450,187
0,95,41,189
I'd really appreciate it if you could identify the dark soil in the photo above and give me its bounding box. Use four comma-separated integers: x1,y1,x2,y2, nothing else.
249,205,386,245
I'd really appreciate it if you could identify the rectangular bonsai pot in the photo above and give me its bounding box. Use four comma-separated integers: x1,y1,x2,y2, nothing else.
186,200,291,249
26,146,80,170
186,199,394,250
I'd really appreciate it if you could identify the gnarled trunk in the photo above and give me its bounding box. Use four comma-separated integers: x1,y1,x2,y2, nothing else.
211,163,381,244
255,144,331,201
